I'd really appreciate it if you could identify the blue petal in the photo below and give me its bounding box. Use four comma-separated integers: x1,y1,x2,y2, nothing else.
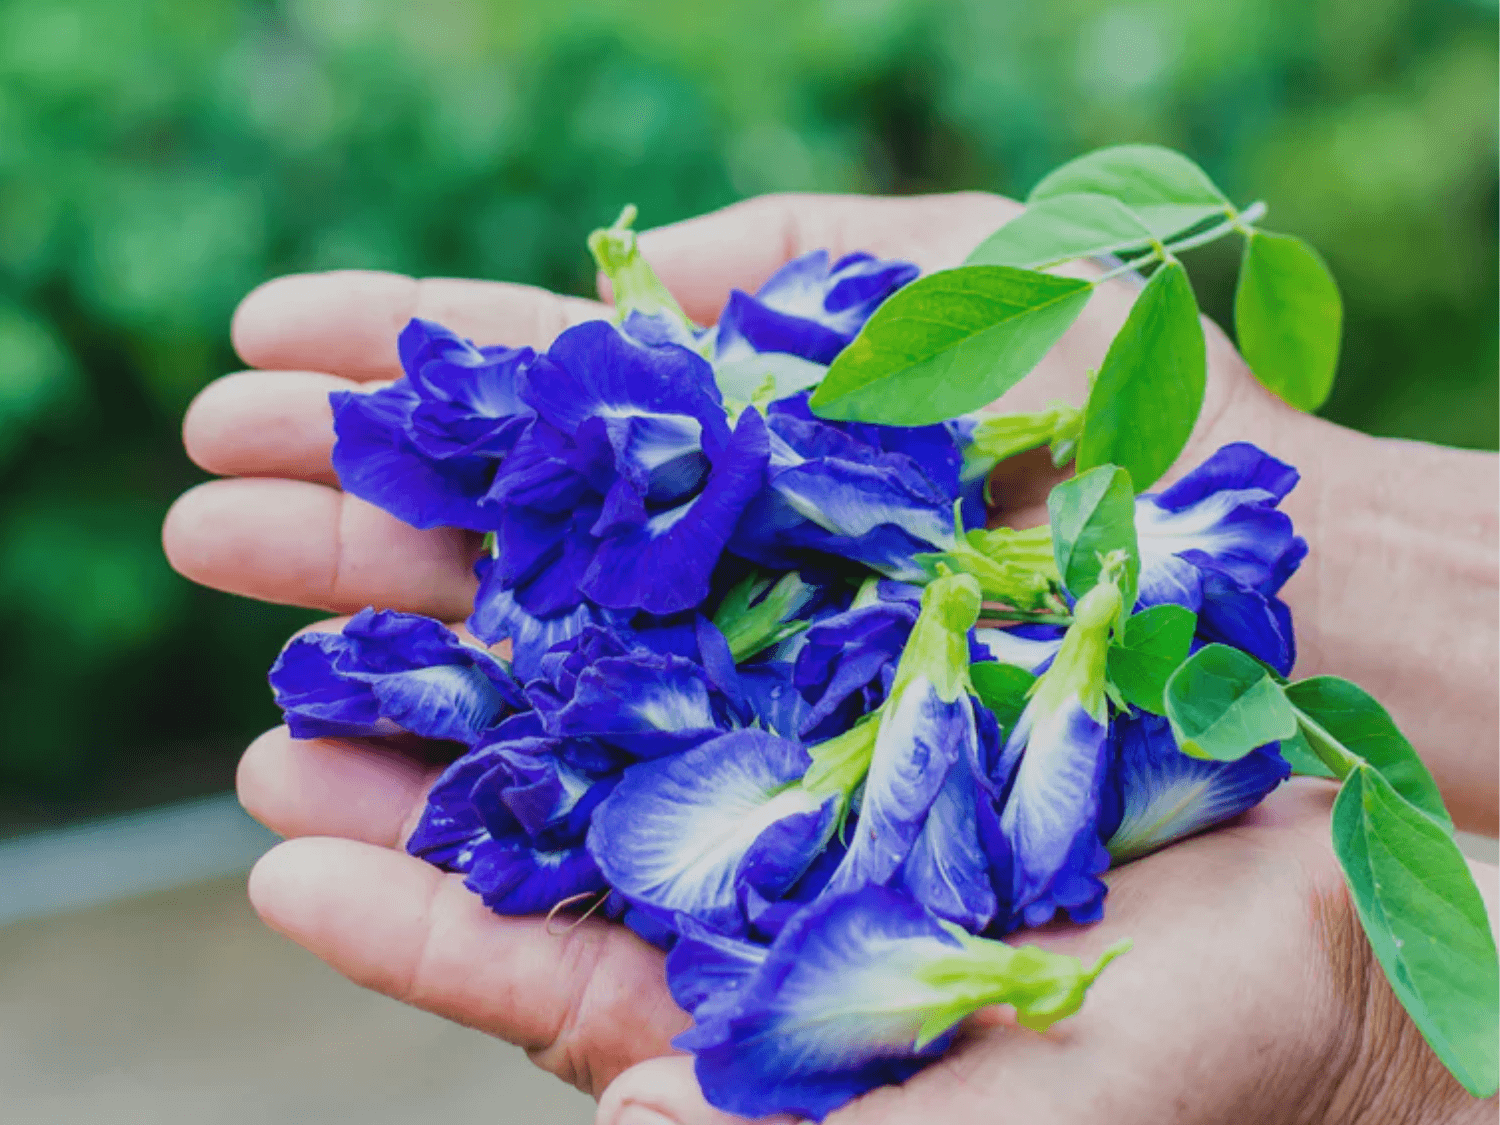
793,600,917,735
1153,441,1299,509
405,745,505,870
581,407,769,614
716,288,850,365
539,651,729,758
464,840,604,915
988,696,1112,929
678,886,958,1122
588,730,834,932
1195,566,1298,675
270,609,523,745
896,724,998,930
665,917,768,1022
738,660,814,740
1100,712,1291,862
468,558,622,681
330,385,500,531
522,320,728,446
824,677,968,897
398,318,535,459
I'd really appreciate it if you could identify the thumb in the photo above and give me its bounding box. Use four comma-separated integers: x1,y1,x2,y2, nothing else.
594,1055,806,1125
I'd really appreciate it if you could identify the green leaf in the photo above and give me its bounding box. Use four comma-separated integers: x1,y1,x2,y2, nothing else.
711,570,814,662
1028,145,1231,241
1105,603,1196,715
1332,766,1499,1097
1164,643,1298,760
1277,728,1337,778
808,267,1093,425
1288,676,1452,831
965,193,1155,269
1234,230,1342,411
1047,464,1139,612
970,660,1037,735
1076,261,1206,491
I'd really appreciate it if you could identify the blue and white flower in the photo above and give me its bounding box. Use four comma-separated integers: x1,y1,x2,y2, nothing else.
588,730,837,933
1099,711,1291,862
1135,442,1307,674
677,886,1124,1122
269,609,525,746
714,250,919,367
330,319,535,531
818,574,1000,931
483,320,770,618
981,562,1124,930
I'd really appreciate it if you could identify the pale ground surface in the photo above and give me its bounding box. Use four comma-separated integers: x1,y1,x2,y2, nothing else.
0,875,595,1125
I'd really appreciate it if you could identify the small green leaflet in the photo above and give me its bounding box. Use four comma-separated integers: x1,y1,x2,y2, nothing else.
712,571,814,662
808,267,1092,425
1164,643,1298,760
1105,604,1196,715
1277,728,1337,778
970,660,1037,735
1234,230,1342,412
1029,145,1231,241
714,351,826,404
965,193,1155,270
1333,766,1499,1098
1287,677,1452,831
1047,464,1140,613
1076,261,1206,492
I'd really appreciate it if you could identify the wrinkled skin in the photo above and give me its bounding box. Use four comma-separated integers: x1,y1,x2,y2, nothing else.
163,193,1498,1124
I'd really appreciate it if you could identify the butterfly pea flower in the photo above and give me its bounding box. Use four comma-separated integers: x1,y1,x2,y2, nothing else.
981,558,1127,930
467,566,624,682
714,250,919,367
814,573,1000,932
730,392,981,581
675,886,1126,1122
483,320,770,619
665,917,769,1024
405,716,623,914
1099,711,1291,863
269,609,525,746
793,580,920,736
1135,442,1307,675
588,729,839,934
329,319,535,531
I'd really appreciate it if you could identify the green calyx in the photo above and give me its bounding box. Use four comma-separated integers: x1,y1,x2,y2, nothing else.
914,504,1061,612
712,570,815,662
586,204,700,345
963,402,1084,489
912,926,1129,1048
1032,550,1126,720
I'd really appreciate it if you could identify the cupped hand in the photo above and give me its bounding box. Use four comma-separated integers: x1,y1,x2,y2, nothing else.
158,192,1424,1110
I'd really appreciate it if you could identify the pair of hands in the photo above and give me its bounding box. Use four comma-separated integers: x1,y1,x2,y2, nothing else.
163,192,1496,1124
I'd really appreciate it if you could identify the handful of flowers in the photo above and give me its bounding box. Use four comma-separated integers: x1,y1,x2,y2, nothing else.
267,147,1498,1118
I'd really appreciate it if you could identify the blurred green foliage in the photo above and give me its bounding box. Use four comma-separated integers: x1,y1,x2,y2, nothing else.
1,0,1494,822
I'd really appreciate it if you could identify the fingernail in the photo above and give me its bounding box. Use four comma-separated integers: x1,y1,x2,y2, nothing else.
615,1106,677,1125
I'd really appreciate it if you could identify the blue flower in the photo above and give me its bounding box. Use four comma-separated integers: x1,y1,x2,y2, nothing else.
269,609,525,746
588,730,837,934
792,583,919,736
816,575,1000,931
484,320,770,617
676,886,1124,1122
1135,442,1307,675
730,393,978,580
664,917,768,1024
979,565,1127,930
467,563,624,682
405,715,622,915
329,319,535,531
714,250,919,366
1099,711,1291,862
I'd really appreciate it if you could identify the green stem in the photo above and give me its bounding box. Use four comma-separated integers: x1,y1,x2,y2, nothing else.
1162,200,1268,255
1292,706,1360,780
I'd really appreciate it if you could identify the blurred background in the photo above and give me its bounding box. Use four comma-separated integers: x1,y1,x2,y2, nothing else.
0,0,1495,1120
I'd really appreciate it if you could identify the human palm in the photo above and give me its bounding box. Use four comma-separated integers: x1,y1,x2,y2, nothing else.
164,193,1402,1119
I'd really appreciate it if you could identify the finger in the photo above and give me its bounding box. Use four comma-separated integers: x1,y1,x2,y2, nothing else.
183,370,351,486
248,837,688,1094
237,726,437,846
634,191,1022,324
596,1056,790,1125
162,478,477,618
232,271,607,381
